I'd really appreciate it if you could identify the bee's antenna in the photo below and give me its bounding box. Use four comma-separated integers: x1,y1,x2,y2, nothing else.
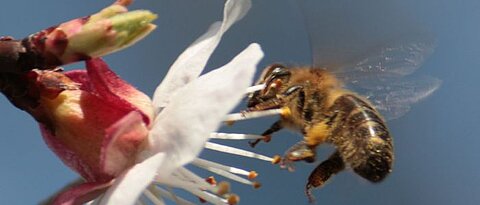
292,0,315,65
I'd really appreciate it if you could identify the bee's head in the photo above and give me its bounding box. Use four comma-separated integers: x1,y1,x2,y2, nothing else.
247,64,291,108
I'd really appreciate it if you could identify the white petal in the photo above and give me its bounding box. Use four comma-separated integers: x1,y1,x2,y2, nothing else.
147,43,264,178
152,0,252,110
99,153,166,205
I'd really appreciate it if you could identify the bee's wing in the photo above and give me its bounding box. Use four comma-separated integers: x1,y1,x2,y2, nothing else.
331,41,441,120
295,0,441,120
327,39,440,120
330,40,435,80
353,75,441,120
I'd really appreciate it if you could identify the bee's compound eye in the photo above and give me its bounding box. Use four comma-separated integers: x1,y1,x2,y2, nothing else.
271,67,289,76
260,64,286,81
267,67,290,82
272,67,284,74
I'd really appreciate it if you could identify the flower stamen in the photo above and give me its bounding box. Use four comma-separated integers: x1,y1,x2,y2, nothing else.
210,132,264,140
272,155,282,164
193,158,257,187
205,142,274,162
194,158,253,178
144,189,166,205
227,194,240,205
147,185,195,205
224,109,283,122
216,181,231,196
146,165,247,205
189,188,230,205
245,84,265,94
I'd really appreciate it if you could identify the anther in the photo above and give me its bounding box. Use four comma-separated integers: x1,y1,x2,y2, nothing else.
217,181,231,196
205,176,217,186
272,155,281,164
227,194,240,205
224,120,235,126
248,171,258,179
252,182,262,189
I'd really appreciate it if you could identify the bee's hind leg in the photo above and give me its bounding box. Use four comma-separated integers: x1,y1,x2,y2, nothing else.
249,120,284,147
306,151,345,203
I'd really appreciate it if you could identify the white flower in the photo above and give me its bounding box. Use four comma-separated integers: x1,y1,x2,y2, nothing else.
95,0,270,204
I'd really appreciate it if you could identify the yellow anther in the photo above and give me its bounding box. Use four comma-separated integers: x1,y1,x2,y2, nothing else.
272,155,281,164
248,171,258,179
227,194,240,205
217,181,231,196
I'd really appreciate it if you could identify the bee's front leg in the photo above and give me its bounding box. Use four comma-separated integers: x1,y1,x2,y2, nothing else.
245,97,286,148
249,120,284,148
306,151,345,203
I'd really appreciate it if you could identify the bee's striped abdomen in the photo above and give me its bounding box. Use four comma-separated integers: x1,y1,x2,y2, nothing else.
329,93,394,182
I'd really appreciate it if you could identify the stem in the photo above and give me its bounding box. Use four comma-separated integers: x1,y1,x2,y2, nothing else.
0,72,39,113
0,37,49,74
0,39,24,73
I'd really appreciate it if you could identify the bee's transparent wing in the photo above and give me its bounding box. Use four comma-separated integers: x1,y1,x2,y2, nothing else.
295,0,441,120
332,40,441,120
331,40,435,80
331,39,440,120
355,76,441,120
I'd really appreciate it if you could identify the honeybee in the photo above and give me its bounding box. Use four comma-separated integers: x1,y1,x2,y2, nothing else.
245,40,440,202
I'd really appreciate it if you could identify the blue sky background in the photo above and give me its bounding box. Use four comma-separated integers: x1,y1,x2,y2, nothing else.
1,0,479,204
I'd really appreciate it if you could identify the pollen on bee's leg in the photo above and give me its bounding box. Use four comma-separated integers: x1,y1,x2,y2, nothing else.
224,109,283,122
245,84,265,94
280,107,292,117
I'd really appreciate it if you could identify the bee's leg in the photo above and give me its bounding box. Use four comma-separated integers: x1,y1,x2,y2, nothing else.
287,118,330,168
249,120,283,147
306,151,345,203
280,141,316,171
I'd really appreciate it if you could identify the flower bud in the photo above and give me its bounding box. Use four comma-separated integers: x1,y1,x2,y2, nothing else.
27,3,157,68
0,2,157,73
